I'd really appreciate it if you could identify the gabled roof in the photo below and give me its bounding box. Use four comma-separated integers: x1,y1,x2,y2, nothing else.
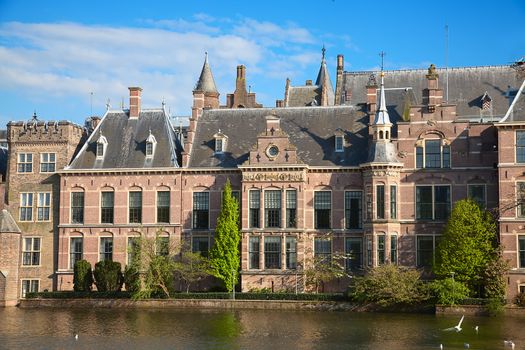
0,210,21,233
68,109,180,169
341,65,525,120
194,53,218,94
188,105,369,168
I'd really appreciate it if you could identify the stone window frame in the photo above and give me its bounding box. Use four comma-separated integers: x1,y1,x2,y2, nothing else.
467,183,487,208
390,185,398,220
416,234,441,268
99,235,113,262
145,131,157,158
390,234,398,265
516,182,525,218
285,189,297,228
376,184,385,220
19,192,34,222
264,189,282,228
192,191,210,230
96,134,108,159
518,235,525,269
17,152,33,173
345,237,363,271
69,235,83,270
314,190,332,229
264,236,281,269
128,190,143,224
22,236,41,266
334,128,345,153
314,236,332,265
249,189,261,229
213,131,228,154
377,234,386,265
248,236,260,270
415,136,451,169
70,190,85,224
516,130,525,164
344,190,363,230
20,279,39,298
156,190,170,224
36,192,51,222
39,152,56,173
415,184,452,221
100,191,115,224
285,236,297,270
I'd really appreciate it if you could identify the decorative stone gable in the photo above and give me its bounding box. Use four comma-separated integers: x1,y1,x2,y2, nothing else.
247,115,299,165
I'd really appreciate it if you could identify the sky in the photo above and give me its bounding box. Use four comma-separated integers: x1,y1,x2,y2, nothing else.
0,0,524,127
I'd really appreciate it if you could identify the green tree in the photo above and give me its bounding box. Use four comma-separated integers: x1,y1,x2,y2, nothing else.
93,260,123,292
209,179,240,292
304,254,348,293
73,259,93,292
429,278,470,305
481,247,509,300
434,199,497,294
174,246,213,293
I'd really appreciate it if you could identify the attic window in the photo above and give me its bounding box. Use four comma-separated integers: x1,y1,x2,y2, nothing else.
335,128,344,152
213,130,228,154
145,130,157,158
96,133,108,159
481,92,492,110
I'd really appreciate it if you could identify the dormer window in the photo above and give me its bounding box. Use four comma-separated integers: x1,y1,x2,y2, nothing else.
334,128,344,152
481,91,492,110
96,133,108,159
213,130,228,154
145,130,157,158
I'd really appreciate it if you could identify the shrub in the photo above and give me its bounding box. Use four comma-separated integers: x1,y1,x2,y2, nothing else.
350,264,429,307
429,278,470,305
515,291,525,307
73,260,93,292
93,260,124,292
124,265,141,292
486,298,505,316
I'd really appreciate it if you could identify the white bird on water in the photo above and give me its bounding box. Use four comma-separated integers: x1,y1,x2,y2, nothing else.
74,334,78,340
504,340,515,349
439,344,443,350
464,343,470,349
474,325,479,334
443,315,465,332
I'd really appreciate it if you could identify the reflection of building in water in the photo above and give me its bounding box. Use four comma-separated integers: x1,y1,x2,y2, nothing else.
2,51,525,305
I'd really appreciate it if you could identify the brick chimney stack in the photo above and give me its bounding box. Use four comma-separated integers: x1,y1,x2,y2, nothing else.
129,87,142,119
335,54,344,105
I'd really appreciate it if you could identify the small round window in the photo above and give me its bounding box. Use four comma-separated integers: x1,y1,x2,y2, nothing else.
267,145,279,158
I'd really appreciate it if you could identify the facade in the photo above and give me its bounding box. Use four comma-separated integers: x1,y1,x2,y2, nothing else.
1,51,525,305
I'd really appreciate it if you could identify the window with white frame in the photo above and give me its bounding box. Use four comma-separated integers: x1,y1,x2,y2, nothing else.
390,235,398,264
96,134,108,158
249,236,260,269
264,190,281,228
101,192,114,224
157,191,170,223
22,237,41,266
345,191,362,229
467,184,486,208
21,279,39,298
314,237,331,264
286,236,297,269
71,192,84,224
377,235,385,265
517,130,525,163
416,185,451,220
345,237,362,271
264,236,281,269
519,236,525,269
100,237,113,261
129,191,142,224
214,131,228,154
518,182,525,218
376,185,385,219
145,131,157,158
249,190,260,228
17,153,33,173
286,190,297,228
335,135,344,152
390,185,397,219
314,191,331,229
70,237,83,269
40,153,56,173
192,192,209,229
20,193,33,221
37,192,51,221
366,237,372,266
415,139,450,168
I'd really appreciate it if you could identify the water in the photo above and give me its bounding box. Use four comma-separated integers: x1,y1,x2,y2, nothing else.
0,307,524,349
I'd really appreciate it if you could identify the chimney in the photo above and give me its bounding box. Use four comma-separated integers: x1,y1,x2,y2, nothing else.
305,80,313,86
335,54,344,105
129,87,142,118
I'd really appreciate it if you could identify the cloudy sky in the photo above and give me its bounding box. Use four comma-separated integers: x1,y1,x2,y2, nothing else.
0,0,524,127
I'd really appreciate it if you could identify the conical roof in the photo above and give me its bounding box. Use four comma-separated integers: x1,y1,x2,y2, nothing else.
315,47,335,105
194,52,218,94
373,72,391,125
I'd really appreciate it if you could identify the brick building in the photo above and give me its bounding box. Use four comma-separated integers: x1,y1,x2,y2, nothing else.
1,51,525,305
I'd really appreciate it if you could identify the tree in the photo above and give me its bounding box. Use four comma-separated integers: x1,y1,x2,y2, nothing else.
174,246,213,293
434,199,497,294
304,254,348,293
481,247,509,300
73,260,93,292
209,179,240,292
93,260,123,292
429,278,470,305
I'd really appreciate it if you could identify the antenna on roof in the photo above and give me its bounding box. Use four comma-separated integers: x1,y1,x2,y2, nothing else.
379,51,386,72
445,24,449,102
90,92,93,117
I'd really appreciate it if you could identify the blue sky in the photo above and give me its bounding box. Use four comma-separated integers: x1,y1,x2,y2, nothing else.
0,0,524,127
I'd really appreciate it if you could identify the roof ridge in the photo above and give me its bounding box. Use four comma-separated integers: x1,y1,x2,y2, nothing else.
344,65,513,75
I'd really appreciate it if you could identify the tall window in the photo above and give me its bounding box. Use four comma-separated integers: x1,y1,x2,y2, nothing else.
264,236,281,269
390,235,398,264
249,236,260,269
519,182,525,218
215,138,223,153
156,236,169,256
21,280,39,298
390,185,397,219
249,190,260,228
416,185,451,220
417,235,440,267
377,235,385,265
127,237,140,265
17,153,33,173
101,192,114,224
96,143,104,157
367,237,372,266
20,193,33,221
100,237,113,261
157,191,170,223
416,139,450,168
519,236,525,268
314,238,331,264
37,192,51,221
517,130,525,163
366,186,372,220
129,191,142,224
193,192,209,229
22,237,41,266
345,237,362,270
70,237,83,269
376,185,385,219
467,184,486,208
71,192,84,224
192,236,209,257
314,191,331,229
345,191,362,229
40,153,56,173
286,190,297,228
286,236,297,269
265,190,281,228
335,135,344,152
146,142,154,157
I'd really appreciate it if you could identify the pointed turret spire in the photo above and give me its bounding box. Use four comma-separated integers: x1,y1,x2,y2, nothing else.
315,46,335,106
315,45,331,86
194,52,218,94
373,53,391,126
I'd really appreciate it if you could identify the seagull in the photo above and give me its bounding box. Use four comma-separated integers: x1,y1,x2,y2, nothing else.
504,340,515,349
74,334,78,340
440,344,443,350
474,325,479,334
464,343,470,349
443,315,464,332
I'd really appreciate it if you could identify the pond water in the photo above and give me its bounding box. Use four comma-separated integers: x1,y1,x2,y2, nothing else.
0,307,524,349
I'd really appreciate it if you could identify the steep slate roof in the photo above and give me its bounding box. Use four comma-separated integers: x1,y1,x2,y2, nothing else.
69,109,179,169
188,106,369,168
287,86,321,107
194,53,218,94
0,210,21,233
341,66,524,120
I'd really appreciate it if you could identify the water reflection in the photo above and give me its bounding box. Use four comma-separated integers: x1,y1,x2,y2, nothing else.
0,307,524,349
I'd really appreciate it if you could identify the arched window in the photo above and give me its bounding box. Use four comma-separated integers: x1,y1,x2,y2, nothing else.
145,130,157,158
415,137,450,169
96,133,108,159
213,130,228,154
